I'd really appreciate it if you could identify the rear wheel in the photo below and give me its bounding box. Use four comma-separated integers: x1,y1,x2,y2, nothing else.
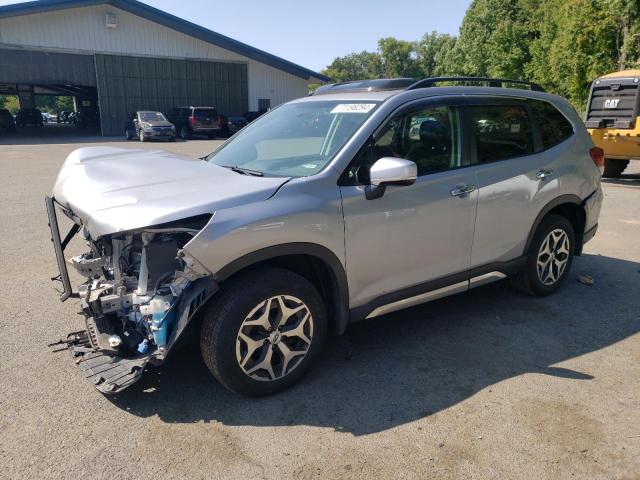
179,126,190,140
511,214,575,296
200,267,327,396
603,159,629,178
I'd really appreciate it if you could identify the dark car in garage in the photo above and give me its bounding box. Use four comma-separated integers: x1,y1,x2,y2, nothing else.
167,106,225,139
57,111,72,123
244,109,267,123
224,115,248,136
124,111,176,142
16,108,43,127
74,107,100,130
0,109,16,132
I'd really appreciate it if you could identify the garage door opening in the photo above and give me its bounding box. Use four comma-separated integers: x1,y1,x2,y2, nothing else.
0,87,101,144
0,49,102,143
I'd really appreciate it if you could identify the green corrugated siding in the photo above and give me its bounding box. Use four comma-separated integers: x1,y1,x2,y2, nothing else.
96,54,248,136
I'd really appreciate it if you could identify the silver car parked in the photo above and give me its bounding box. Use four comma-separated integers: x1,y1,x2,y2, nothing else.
46,77,603,396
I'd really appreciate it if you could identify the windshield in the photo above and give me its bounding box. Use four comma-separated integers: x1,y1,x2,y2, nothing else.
206,100,380,177
139,112,166,122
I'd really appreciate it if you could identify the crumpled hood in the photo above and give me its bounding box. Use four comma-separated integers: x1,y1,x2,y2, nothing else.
52,147,289,238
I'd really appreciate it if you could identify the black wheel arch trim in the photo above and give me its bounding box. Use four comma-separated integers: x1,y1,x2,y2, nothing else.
215,243,350,335
523,194,587,256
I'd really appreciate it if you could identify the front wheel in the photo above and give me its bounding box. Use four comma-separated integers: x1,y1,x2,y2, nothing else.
200,267,327,396
179,126,190,140
511,214,575,296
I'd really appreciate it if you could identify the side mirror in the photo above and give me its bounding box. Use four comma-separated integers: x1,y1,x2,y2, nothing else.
366,157,417,200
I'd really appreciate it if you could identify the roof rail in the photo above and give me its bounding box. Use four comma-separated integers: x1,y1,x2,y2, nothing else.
313,78,417,95
407,76,545,92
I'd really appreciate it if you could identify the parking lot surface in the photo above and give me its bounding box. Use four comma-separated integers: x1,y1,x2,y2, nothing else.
1,134,639,479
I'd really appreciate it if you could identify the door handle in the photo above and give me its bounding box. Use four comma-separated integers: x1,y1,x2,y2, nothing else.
536,168,554,180
450,184,477,197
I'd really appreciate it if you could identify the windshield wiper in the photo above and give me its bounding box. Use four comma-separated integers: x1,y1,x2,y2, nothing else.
228,165,264,177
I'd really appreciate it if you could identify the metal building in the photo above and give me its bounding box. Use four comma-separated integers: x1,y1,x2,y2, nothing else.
0,0,329,135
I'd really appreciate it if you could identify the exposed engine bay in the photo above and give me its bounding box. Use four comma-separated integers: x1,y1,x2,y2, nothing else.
46,197,217,393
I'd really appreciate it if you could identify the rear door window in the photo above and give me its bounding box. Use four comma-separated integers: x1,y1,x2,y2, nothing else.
528,100,574,149
468,105,534,163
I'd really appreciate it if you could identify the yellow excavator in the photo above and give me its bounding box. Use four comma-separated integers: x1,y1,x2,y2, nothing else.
586,69,640,177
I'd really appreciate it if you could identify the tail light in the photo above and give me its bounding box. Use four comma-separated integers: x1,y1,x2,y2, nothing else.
589,147,604,173
188,115,196,126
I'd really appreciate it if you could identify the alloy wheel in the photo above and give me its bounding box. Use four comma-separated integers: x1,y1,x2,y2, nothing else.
236,295,313,381
536,228,570,285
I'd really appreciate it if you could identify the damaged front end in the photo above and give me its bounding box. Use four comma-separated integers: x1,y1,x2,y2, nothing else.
45,196,217,394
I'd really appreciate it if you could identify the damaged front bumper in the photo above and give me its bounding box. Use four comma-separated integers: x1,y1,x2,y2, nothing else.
45,196,217,394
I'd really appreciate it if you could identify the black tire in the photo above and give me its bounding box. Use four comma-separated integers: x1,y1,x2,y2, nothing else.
510,214,575,296
603,159,629,178
168,136,176,142
200,267,327,396
179,126,190,140
124,128,133,140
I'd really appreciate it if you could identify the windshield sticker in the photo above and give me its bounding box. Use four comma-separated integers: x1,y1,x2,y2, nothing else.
331,103,376,114
301,163,318,169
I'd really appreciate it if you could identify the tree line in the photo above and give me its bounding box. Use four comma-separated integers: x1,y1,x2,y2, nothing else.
321,0,640,112
0,95,74,114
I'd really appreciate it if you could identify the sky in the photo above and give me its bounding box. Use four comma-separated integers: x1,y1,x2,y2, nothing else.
0,0,472,73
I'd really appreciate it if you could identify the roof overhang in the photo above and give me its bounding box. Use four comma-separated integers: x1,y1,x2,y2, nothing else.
0,0,331,83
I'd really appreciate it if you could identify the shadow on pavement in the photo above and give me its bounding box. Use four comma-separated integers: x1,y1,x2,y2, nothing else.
0,124,113,145
108,254,640,435
601,172,640,187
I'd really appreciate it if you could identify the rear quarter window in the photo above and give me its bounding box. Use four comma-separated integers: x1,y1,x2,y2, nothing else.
528,99,574,149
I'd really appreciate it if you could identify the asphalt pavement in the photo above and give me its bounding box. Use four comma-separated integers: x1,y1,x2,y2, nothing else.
1,132,639,479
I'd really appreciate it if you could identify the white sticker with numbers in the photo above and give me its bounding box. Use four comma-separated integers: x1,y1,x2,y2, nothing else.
330,103,376,114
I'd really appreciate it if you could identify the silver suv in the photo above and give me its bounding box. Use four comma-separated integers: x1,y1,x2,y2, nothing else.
46,77,603,396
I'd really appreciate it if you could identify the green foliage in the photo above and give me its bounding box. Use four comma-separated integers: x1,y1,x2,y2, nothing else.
322,51,383,83
416,32,458,77
320,0,640,112
35,95,74,113
377,37,421,78
0,95,19,114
